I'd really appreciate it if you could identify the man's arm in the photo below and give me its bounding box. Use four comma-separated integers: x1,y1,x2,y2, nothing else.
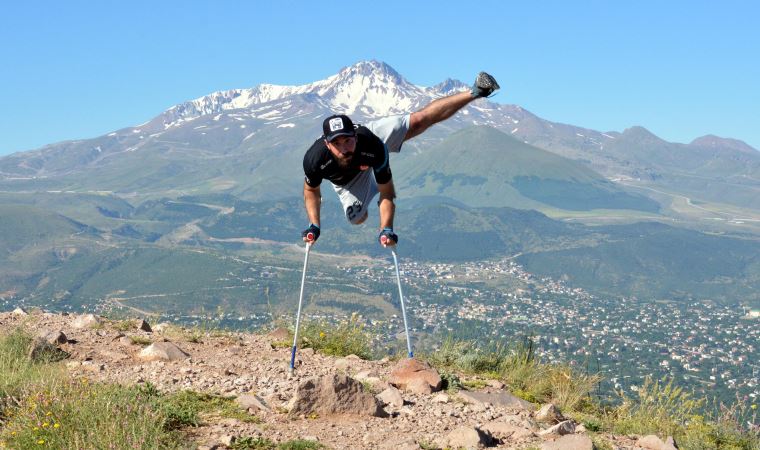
303,181,321,227
377,180,396,230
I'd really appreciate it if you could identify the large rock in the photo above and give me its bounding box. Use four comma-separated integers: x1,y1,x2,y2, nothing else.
138,342,190,362
535,403,564,424
72,314,102,329
12,307,28,316
541,434,594,450
388,358,442,392
457,389,535,410
288,374,387,418
444,426,492,450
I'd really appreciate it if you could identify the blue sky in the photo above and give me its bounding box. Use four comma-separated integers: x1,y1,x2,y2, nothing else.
1,1,758,155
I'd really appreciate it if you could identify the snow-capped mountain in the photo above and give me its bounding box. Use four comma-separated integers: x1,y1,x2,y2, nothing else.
161,61,443,126
1,60,758,211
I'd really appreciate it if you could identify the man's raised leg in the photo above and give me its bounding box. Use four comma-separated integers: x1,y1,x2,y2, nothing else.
404,72,499,141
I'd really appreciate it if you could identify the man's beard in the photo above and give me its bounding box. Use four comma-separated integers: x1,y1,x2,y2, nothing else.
336,153,353,168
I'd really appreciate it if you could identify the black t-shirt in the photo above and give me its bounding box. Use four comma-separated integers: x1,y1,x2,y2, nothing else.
303,126,391,187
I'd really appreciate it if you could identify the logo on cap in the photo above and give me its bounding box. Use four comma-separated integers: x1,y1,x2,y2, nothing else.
329,117,344,133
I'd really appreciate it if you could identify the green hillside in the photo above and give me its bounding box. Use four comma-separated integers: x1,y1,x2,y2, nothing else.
395,126,660,212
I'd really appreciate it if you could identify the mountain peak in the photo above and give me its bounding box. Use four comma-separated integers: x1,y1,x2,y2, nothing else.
620,126,666,144
689,135,758,154
338,60,403,82
432,78,469,95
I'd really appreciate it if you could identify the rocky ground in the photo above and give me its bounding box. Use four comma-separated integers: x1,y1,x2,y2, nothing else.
1,309,679,450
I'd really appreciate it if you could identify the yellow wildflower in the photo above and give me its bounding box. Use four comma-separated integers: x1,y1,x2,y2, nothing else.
46,411,52,416
752,404,758,410
54,423,60,429
37,439,45,445
319,331,326,338
43,422,49,428
33,427,39,431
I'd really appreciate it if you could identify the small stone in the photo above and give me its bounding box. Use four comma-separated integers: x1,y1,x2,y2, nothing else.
138,342,190,362
486,379,505,389
433,393,450,403
81,361,105,372
538,420,575,437
535,403,564,424
236,394,270,412
267,327,290,341
153,322,171,333
445,426,492,450
27,338,69,362
12,307,28,316
218,435,236,447
541,434,594,450
72,314,101,329
639,434,677,450
665,436,679,450
482,421,536,440
39,330,68,345
354,369,381,385
377,386,404,408
138,319,152,332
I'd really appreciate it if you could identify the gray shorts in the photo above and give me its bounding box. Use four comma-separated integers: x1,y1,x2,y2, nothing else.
332,114,410,224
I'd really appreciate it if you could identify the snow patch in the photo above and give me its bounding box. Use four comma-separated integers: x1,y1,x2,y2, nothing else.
511,128,519,134
277,123,296,128
602,133,616,139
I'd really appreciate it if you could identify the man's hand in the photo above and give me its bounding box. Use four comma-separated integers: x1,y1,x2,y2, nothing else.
378,227,398,247
302,224,320,243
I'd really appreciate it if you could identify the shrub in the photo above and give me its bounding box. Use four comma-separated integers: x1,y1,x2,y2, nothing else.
299,314,373,359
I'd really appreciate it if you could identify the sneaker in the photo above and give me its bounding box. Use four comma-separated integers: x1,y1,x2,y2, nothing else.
471,72,500,98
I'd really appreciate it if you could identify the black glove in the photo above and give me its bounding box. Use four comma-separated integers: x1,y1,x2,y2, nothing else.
378,227,398,247
302,224,320,243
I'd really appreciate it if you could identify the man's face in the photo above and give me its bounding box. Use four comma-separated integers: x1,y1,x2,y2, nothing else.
326,135,357,168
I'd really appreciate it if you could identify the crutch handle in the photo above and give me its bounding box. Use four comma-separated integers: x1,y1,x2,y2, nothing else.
306,232,315,242
380,235,388,245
